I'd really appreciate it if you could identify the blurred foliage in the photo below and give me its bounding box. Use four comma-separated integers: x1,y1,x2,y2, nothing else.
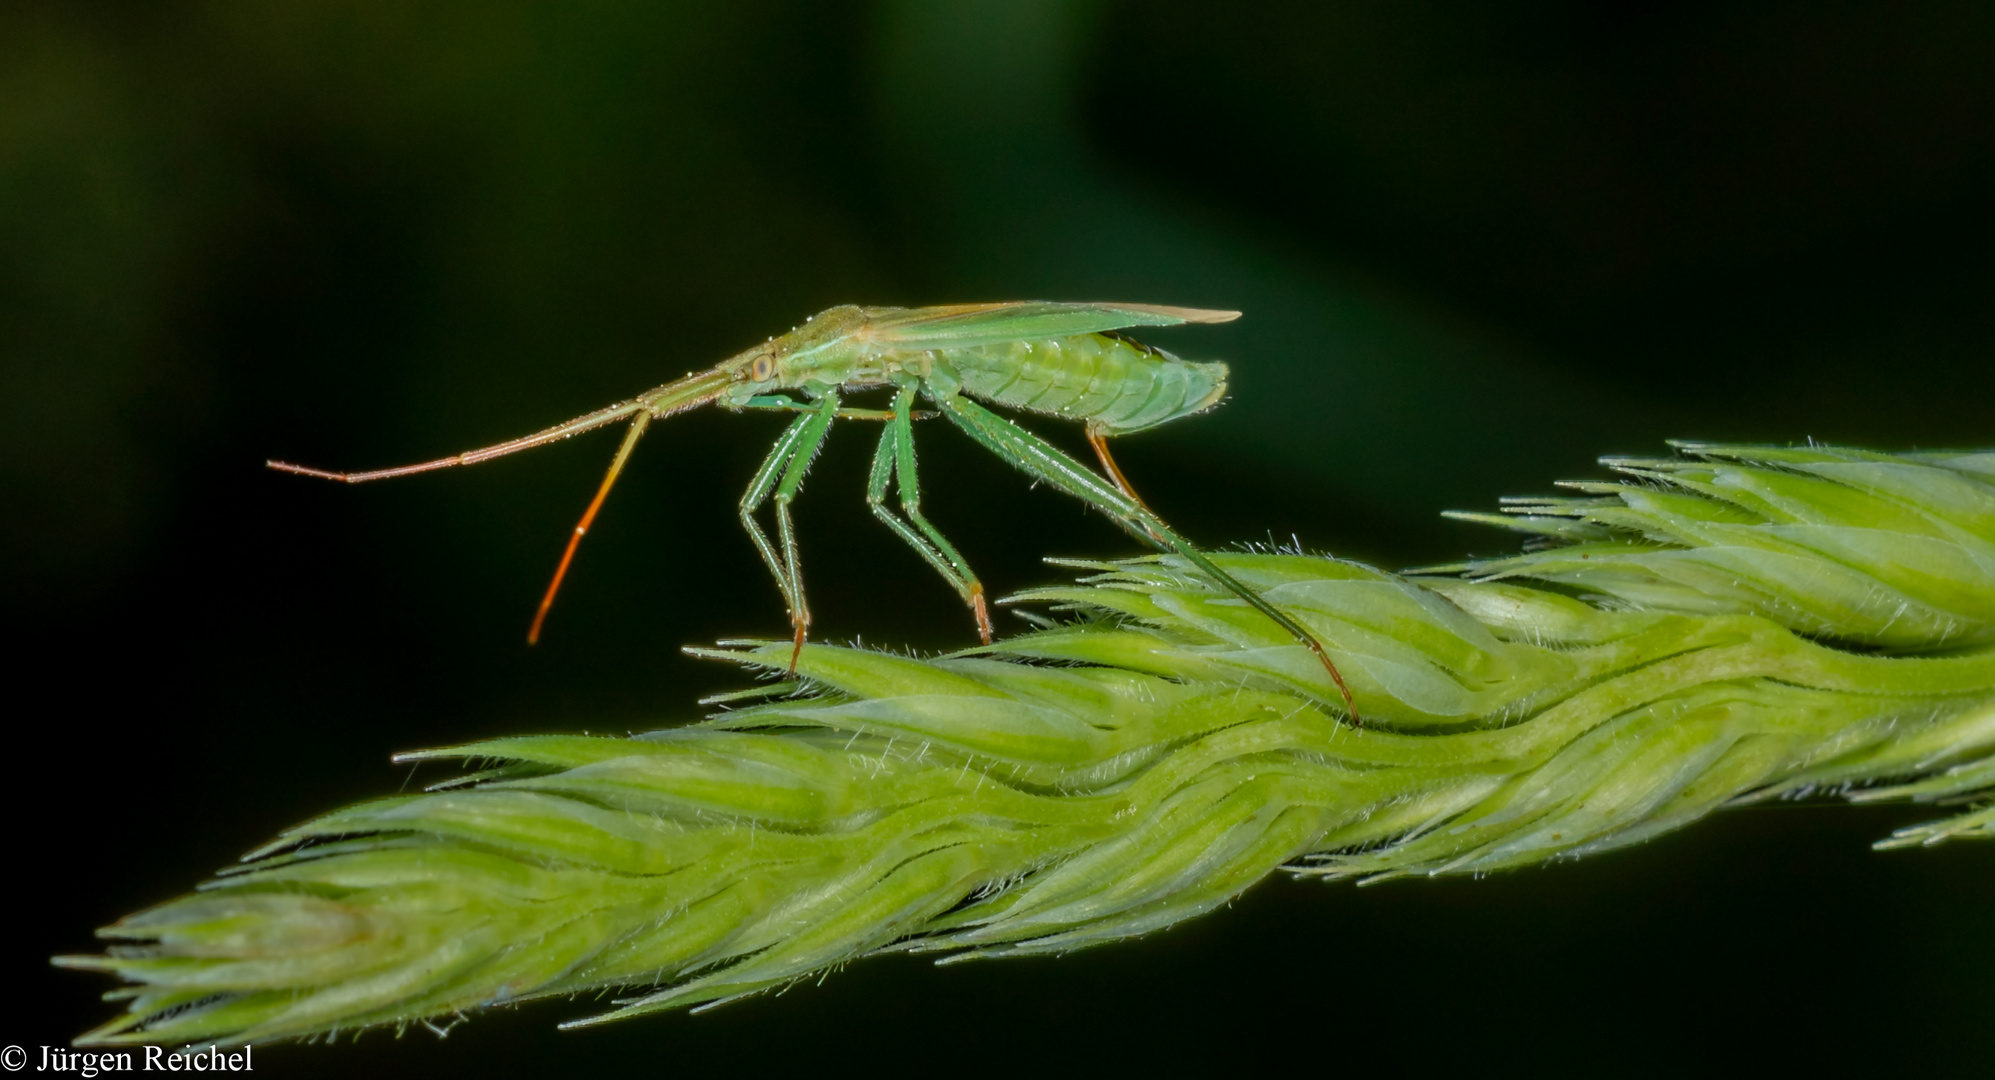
9,2,1994,1073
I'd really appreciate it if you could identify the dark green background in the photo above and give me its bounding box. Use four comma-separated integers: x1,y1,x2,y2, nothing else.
10,2,1992,1074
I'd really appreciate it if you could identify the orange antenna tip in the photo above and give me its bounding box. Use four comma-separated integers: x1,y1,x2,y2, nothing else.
523,413,652,646
266,460,350,481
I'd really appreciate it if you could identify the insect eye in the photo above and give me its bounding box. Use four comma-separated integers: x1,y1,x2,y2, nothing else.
751,355,775,382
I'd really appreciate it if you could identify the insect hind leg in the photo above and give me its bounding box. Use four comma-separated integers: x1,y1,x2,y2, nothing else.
934,393,1361,724
1086,425,1154,513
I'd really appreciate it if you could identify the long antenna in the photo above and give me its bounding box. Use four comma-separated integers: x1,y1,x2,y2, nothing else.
267,368,735,643
267,399,650,482
528,413,651,643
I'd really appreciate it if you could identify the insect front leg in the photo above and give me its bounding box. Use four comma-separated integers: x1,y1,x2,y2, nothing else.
773,394,840,666
737,397,837,671
865,385,993,642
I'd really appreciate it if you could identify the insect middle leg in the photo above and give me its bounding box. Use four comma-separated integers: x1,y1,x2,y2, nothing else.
866,385,993,643
738,393,839,671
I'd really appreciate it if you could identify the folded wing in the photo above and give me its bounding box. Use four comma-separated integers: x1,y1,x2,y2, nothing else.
861,302,1239,350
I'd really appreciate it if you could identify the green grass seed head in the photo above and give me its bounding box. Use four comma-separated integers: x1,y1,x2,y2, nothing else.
60,443,1995,1048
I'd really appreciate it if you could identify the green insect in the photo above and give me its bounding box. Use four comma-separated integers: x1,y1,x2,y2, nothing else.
270,302,1359,719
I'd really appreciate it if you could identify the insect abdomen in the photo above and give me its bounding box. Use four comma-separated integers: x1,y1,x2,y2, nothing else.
942,334,1228,433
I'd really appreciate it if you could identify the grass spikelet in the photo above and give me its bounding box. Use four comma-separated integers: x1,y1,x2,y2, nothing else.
58,443,1995,1048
